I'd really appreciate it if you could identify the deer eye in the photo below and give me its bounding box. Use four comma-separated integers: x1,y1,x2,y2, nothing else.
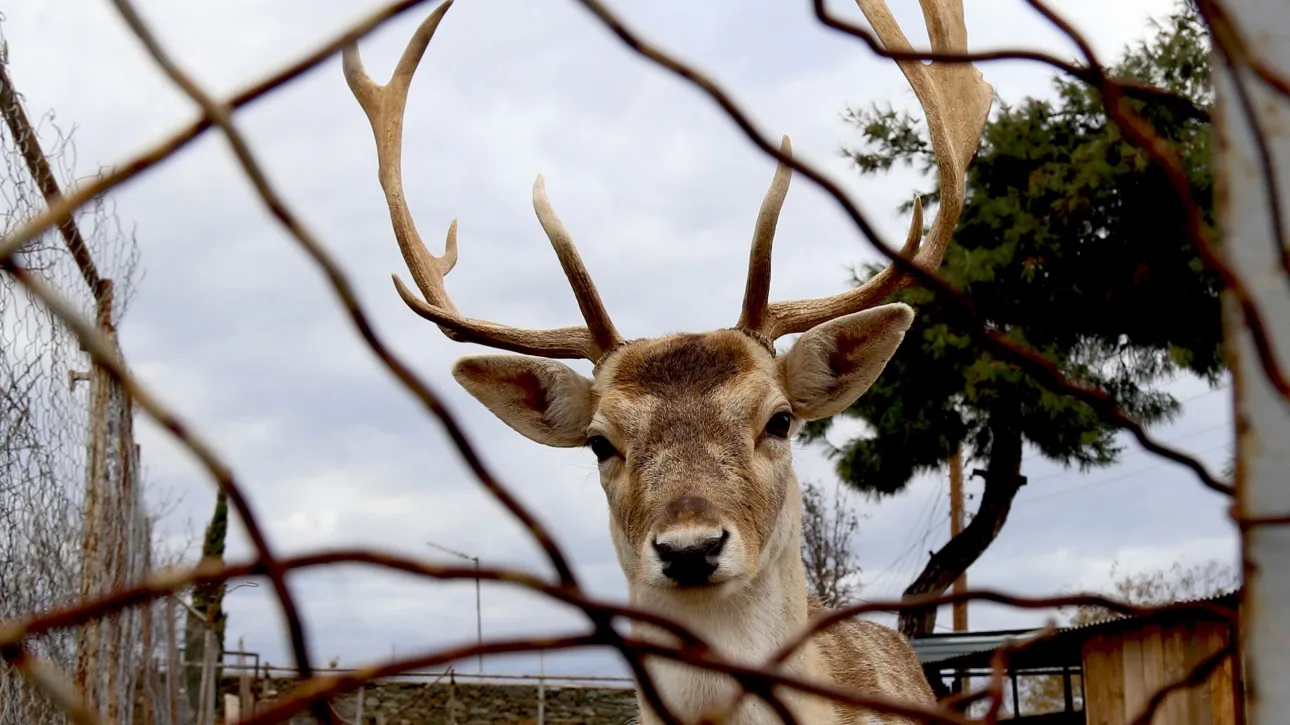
764,411,792,440
586,435,620,463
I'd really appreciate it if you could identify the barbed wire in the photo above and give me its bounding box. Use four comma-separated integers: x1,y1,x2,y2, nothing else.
0,0,1279,724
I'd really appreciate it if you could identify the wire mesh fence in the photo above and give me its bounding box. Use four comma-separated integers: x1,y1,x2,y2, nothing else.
0,0,1285,724
0,13,149,725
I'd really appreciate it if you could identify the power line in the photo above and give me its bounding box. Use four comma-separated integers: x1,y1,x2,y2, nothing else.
867,479,947,594
860,386,1233,606
1017,382,1232,469
1022,419,1232,488
1014,439,1232,507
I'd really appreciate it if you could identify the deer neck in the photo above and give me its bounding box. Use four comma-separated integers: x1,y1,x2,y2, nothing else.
624,486,836,724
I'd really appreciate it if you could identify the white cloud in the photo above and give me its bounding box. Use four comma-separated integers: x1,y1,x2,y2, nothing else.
1,0,1234,678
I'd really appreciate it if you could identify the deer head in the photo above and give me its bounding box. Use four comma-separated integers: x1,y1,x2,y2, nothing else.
344,0,992,601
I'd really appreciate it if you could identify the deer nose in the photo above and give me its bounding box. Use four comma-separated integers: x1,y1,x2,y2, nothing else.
652,530,729,586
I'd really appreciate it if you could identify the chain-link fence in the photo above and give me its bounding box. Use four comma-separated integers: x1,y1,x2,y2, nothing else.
0,0,1285,724
0,12,150,725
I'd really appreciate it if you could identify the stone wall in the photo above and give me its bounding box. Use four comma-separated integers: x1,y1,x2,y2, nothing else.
218,676,640,725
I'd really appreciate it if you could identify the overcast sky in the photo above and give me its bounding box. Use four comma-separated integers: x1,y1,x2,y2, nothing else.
4,0,1238,679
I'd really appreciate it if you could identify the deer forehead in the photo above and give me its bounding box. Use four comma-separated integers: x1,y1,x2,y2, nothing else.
591,330,784,440
592,335,789,542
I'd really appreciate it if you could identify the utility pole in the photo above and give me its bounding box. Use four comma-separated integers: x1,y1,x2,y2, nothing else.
949,443,967,632
427,541,483,674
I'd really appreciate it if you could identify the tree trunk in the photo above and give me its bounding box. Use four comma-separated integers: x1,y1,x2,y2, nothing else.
898,413,1025,638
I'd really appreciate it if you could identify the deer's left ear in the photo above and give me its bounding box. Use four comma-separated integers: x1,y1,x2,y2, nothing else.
777,303,914,421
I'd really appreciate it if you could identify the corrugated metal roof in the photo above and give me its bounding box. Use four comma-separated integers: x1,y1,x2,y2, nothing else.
1050,588,1239,634
913,589,1240,671
911,628,1043,665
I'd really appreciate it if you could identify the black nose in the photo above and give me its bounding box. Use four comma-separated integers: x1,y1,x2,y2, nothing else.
652,531,729,586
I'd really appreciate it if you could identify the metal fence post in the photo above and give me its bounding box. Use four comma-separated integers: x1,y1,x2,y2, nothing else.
426,541,485,674
1212,1,1290,722
447,669,458,725
238,639,251,717
165,596,181,725
537,649,546,725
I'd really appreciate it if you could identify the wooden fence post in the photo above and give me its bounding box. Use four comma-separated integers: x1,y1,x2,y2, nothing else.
72,281,113,718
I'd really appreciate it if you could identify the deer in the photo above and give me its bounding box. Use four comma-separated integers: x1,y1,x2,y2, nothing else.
342,0,992,722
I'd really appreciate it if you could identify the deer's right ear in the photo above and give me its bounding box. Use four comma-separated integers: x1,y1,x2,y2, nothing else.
777,303,915,421
451,355,595,448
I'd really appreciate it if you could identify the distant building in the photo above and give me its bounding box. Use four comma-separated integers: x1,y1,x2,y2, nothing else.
909,590,1242,725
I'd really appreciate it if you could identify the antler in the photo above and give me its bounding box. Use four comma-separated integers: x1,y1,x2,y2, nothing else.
738,0,994,341
343,0,623,361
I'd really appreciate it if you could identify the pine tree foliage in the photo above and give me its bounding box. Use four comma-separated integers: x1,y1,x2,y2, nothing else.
807,1,1223,635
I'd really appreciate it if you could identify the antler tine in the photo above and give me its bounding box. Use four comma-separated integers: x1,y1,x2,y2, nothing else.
753,0,993,341
343,0,613,361
737,135,793,332
343,2,454,314
532,175,624,356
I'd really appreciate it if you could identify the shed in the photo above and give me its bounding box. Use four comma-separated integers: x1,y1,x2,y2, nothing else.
910,590,1242,725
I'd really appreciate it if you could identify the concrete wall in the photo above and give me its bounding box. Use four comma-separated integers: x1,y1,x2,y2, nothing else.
220,676,640,724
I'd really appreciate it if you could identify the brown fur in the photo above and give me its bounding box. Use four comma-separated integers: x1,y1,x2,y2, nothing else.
807,597,937,724
596,331,786,563
452,312,933,724
609,332,753,397
350,2,992,719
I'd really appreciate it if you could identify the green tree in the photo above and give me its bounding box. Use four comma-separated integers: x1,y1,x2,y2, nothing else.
183,490,228,712
807,0,1224,637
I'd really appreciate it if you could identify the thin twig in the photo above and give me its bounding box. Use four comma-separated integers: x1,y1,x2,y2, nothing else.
100,1,691,720
1196,0,1290,101
1,260,326,720
0,643,103,725
238,633,972,725
0,4,1269,725
0,0,440,266
1018,0,1290,404
1128,640,1234,725
2,547,1235,725
238,635,605,725
8,549,1216,658
809,0,1212,123
565,0,1236,497
1195,0,1290,285
984,623,1060,720
107,0,578,592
